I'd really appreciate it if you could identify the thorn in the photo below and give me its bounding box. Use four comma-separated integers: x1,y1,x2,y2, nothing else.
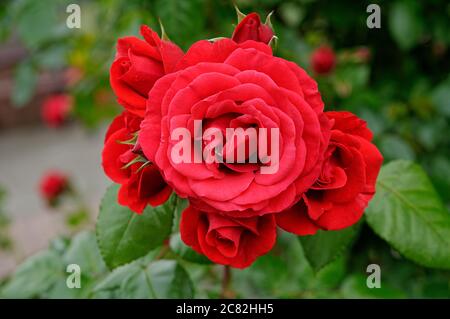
158,19,170,41
234,3,246,23
265,11,274,29
268,35,278,52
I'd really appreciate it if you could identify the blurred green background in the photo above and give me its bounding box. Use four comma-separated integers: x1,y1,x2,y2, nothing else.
0,0,449,298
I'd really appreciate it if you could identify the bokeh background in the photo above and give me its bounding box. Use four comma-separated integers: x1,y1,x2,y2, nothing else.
0,0,449,298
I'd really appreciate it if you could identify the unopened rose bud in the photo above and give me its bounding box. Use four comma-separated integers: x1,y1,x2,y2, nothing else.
311,46,336,75
232,12,274,44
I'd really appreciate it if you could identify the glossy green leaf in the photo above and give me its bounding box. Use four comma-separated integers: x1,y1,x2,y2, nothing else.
299,223,360,272
64,231,106,277
1,251,63,298
95,260,194,298
366,160,450,269
388,2,423,50
340,275,406,299
96,184,174,269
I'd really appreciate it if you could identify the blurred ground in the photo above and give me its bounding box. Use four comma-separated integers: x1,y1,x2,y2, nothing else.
0,123,109,277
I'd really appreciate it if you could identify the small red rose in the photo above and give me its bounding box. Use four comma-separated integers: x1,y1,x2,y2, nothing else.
311,46,336,75
39,171,69,204
102,111,172,213
110,25,184,117
41,94,73,128
180,205,277,268
232,12,274,44
276,111,383,235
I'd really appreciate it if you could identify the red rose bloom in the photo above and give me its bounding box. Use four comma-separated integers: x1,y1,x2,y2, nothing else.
102,111,172,213
180,205,276,268
41,94,73,128
110,25,184,117
232,12,274,44
311,46,336,75
139,38,330,216
39,171,68,203
276,111,383,235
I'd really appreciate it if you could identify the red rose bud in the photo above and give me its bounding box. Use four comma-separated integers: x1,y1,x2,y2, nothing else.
180,206,277,268
110,25,184,117
232,12,274,44
41,94,73,128
311,46,336,75
39,171,69,204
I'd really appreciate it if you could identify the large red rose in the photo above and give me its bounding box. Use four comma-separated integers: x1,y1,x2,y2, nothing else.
232,12,274,44
110,25,183,117
276,111,383,235
139,38,330,216
180,205,276,268
102,111,172,213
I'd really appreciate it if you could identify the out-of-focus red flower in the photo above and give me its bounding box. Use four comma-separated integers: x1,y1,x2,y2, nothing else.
311,46,336,75
232,12,274,44
39,171,69,204
41,94,73,128
64,67,84,87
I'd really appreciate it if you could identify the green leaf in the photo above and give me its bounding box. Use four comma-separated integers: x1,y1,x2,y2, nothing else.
340,274,406,299
64,231,106,277
15,1,58,49
93,250,159,294
170,233,211,264
154,0,205,49
299,224,360,272
96,184,174,269
388,1,423,50
1,251,63,298
366,160,450,269
379,135,415,161
12,61,37,107
431,80,450,117
95,260,194,298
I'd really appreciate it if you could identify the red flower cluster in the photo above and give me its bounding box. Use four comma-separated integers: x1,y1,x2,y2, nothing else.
102,11,383,268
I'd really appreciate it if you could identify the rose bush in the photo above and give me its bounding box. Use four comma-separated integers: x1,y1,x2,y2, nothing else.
101,11,382,268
